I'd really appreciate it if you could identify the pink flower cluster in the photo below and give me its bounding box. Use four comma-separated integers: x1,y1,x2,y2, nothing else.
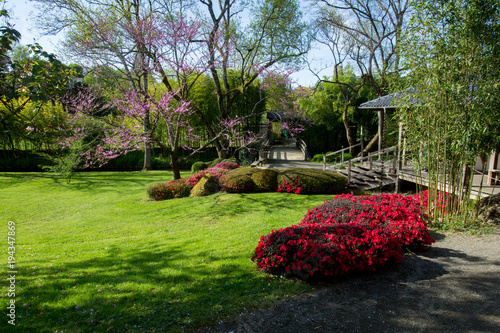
252,193,435,280
185,163,239,187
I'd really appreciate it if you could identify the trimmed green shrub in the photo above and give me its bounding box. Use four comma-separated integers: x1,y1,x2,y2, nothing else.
220,174,254,193
251,169,279,192
277,168,347,194
220,167,257,193
221,157,238,164
208,158,224,168
147,179,191,201
191,161,208,173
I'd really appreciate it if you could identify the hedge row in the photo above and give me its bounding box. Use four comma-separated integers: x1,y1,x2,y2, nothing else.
148,166,348,201
220,167,347,194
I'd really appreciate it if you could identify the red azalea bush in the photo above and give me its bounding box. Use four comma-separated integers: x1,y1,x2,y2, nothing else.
302,193,435,252
251,223,403,280
186,171,206,188
147,179,191,201
253,193,435,281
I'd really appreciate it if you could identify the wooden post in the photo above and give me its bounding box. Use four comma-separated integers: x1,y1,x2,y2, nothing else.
348,160,352,184
378,110,383,151
323,153,326,171
341,147,345,163
369,153,373,171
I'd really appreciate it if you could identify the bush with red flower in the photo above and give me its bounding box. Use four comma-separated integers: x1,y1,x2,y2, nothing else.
252,193,435,281
147,179,192,201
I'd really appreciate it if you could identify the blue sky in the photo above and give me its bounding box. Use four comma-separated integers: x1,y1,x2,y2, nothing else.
4,0,331,87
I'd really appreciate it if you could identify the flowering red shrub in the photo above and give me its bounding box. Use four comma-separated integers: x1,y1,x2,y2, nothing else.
277,176,303,194
253,193,435,281
412,190,458,216
302,193,435,252
147,179,191,201
252,223,403,280
186,171,205,188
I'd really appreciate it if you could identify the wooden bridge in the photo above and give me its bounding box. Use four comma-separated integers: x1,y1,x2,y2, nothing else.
261,141,500,199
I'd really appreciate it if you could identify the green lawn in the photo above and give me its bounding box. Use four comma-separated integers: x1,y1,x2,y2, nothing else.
0,171,334,332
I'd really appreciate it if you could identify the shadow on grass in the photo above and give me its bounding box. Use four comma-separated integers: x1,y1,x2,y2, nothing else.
204,245,500,333
4,240,276,333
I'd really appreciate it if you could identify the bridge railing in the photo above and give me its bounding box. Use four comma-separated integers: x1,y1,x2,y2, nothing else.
326,146,398,184
322,143,363,171
296,138,310,161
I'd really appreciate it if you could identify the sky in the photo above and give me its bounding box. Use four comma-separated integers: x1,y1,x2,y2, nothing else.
3,0,332,87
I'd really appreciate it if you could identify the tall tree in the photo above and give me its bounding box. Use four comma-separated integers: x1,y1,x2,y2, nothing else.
0,9,75,154
199,0,309,157
396,0,500,223
309,0,409,151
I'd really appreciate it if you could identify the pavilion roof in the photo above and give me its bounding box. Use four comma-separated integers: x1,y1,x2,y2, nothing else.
358,92,401,110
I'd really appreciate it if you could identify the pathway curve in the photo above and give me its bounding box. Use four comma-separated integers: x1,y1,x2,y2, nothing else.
202,228,500,333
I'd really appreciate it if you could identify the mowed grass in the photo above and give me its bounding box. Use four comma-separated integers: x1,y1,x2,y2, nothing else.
0,171,334,332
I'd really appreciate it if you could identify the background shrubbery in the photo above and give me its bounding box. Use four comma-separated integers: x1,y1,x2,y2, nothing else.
310,152,353,164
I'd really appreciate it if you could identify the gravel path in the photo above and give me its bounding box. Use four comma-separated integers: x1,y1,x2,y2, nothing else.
203,228,500,333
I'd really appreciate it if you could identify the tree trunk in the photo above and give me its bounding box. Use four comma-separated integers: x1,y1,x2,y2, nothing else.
142,113,152,171
169,149,181,180
342,105,354,153
357,133,379,157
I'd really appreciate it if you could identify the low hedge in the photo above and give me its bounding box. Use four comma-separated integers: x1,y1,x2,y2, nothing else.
219,168,256,193
277,168,347,194
147,179,191,201
251,169,279,192
219,167,347,194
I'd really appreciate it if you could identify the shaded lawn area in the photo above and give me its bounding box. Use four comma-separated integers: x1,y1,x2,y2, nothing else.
0,171,334,332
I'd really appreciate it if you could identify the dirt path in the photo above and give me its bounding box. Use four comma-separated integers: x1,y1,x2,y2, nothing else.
204,228,500,333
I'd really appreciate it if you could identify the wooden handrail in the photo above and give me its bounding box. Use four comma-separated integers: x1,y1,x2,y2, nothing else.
322,143,362,171
326,146,397,171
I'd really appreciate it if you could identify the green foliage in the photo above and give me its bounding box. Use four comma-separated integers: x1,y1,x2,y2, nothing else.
191,161,209,173
311,152,353,164
251,169,279,192
38,138,89,184
298,67,378,142
277,168,348,194
396,0,500,219
220,170,255,193
208,158,224,168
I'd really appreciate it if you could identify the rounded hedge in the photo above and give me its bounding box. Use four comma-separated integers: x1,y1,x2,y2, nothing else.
191,161,208,173
277,168,347,194
220,173,254,193
251,169,279,192
147,179,191,201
